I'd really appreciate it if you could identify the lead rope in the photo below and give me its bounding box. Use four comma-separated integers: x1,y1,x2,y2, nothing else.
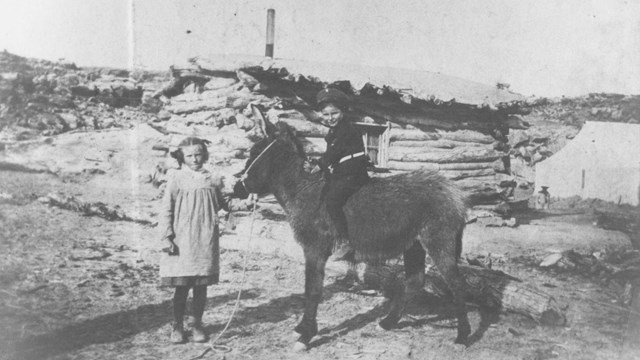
190,196,259,360
242,140,277,179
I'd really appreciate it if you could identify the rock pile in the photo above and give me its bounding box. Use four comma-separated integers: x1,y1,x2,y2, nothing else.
535,248,640,296
528,94,640,127
0,51,165,141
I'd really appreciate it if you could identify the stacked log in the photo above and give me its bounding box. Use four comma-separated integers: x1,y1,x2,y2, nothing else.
382,126,511,203
154,72,274,164
389,148,503,164
262,109,511,198
164,82,268,115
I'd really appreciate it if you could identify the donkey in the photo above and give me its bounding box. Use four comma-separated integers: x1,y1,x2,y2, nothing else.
233,105,471,351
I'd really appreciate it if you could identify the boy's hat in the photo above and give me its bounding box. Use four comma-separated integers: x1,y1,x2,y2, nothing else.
316,88,349,109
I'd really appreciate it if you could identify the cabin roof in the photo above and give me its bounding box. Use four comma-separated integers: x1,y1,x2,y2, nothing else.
187,55,532,135
191,55,527,109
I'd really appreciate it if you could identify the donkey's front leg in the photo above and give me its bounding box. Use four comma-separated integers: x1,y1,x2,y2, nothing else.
293,254,327,350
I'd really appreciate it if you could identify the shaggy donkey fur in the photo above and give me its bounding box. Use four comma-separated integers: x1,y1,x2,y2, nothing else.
234,113,471,348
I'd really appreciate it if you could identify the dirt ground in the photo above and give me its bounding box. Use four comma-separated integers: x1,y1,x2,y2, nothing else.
0,168,638,360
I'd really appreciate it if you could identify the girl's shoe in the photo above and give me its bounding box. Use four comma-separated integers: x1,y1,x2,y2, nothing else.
170,325,185,344
192,325,207,343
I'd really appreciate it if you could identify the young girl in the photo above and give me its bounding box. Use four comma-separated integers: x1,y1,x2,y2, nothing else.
160,137,228,344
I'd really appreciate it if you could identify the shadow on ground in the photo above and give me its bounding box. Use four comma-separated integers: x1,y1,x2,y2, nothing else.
7,275,496,358
309,287,496,349
7,292,255,360
7,279,361,359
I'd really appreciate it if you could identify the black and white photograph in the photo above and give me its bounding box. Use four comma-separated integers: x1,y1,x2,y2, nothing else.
1,1,639,359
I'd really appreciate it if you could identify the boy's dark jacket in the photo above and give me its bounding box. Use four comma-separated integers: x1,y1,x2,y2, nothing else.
319,119,369,177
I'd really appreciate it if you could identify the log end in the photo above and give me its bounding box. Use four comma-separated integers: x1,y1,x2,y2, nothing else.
539,307,567,326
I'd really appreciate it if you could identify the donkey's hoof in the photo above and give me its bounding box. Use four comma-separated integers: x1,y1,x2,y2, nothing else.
375,324,386,332
292,341,308,352
289,331,301,340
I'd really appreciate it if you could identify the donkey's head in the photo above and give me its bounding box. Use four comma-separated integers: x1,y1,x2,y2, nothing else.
233,104,306,199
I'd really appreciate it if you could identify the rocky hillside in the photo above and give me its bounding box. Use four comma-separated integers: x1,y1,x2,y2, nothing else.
527,94,640,127
0,51,166,142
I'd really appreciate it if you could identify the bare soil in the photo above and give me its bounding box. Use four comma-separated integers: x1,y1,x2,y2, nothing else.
0,168,638,360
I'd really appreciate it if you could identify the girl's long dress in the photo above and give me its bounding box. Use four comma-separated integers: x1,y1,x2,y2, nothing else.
159,167,225,286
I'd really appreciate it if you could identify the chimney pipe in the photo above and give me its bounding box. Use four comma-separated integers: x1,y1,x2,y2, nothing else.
265,9,275,58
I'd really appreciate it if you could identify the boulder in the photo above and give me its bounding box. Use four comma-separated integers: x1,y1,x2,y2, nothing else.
204,77,237,91
235,113,254,130
58,113,82,130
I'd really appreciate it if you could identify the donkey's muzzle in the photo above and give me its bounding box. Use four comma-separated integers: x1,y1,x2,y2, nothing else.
232,179,250,199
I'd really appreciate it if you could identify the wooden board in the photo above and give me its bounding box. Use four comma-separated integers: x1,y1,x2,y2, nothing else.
390,148,505,163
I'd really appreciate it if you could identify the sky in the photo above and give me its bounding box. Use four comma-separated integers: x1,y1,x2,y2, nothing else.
1,0,638,97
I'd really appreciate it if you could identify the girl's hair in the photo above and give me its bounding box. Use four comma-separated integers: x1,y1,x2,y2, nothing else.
170,137,211,166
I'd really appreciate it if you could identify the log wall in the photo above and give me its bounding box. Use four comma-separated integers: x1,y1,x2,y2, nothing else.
159,70,515,205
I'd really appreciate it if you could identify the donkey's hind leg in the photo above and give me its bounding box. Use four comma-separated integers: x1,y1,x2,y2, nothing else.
428,241,471,345
379,241,426,330
377,272,406,330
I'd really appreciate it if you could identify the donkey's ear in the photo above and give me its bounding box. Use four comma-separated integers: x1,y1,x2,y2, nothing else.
251,104,277,138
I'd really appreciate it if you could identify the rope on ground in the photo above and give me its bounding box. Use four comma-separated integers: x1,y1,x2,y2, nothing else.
189,196,259,360
585,297,640,318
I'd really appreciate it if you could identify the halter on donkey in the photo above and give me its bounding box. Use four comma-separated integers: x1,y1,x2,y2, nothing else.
233,104,471,351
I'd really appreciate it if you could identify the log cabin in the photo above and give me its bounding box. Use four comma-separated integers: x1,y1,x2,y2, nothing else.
161,55,533,206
